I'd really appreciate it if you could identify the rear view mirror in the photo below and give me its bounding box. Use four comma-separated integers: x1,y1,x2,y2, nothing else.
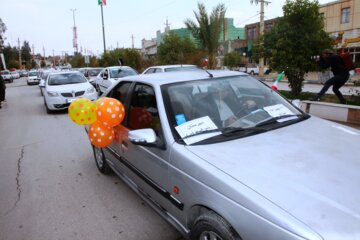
129,129,157,147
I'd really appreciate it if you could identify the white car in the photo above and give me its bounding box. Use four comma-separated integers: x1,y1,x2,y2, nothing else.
26,70,40,85
43,71,97,113
96,66,138,93
0,70,13,83
142,64,200,74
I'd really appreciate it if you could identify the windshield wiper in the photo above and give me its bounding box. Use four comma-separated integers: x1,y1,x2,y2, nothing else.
222,126,268,136
179,129,221,141
255,114,307,127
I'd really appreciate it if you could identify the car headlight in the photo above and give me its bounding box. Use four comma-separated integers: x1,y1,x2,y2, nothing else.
87,87,95,94
47,91,59,97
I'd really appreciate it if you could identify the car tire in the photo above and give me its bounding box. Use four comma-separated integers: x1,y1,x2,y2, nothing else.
92,146,111,174
250,71,255,75
191,211,241,240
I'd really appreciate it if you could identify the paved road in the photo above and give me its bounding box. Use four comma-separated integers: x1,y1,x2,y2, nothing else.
0,78,183,240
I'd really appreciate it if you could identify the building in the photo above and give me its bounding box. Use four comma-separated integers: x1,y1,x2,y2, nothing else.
320,0,360,66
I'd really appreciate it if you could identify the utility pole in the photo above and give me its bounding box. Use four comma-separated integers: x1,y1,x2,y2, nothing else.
18,38,22,69
52,49,55,67
100,3,106,53
131,34,135,49
250,0,271,77
70,9,78,55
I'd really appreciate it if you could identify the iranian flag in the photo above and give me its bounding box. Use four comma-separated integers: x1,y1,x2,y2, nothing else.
98,0,106,5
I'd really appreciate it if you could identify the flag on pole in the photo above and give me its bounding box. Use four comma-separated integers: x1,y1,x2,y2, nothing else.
271,71,285,90
98,0,106,6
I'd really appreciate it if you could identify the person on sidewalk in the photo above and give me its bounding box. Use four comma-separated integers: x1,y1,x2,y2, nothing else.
310,49,349,104
0,74,6,109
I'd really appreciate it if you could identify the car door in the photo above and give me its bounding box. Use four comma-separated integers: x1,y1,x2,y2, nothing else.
109,82,174,211
98,68,111,93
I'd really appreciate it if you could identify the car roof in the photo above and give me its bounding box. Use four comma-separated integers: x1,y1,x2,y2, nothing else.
48,71,81,76
120,70,248,86
106,66,134,69
148,64,197,68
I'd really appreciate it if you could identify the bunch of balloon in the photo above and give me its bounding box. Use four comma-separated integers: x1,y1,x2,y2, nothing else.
68,97,125,148
89,97,125,147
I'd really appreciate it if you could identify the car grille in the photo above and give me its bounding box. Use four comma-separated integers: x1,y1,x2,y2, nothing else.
61,91,85,97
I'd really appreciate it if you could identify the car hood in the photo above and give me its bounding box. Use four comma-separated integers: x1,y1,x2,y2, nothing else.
47,82,91,92
186,117,360,240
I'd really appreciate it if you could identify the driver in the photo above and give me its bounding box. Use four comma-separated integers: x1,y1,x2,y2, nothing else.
194,83,256,127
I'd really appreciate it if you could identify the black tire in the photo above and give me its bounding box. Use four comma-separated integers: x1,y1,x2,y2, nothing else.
92,146,111,174
191,211,241,240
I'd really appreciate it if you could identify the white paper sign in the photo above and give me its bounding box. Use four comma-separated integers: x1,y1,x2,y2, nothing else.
175,116,220,145
263,104,293,118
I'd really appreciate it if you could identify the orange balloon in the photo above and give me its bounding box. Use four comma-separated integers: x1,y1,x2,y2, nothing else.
88,121,114,148
96,97,125,127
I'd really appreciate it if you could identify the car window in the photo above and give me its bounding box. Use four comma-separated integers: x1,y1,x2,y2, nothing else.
110,68,137,78
154,68,163,73
126,83,161,135
108,81,132,104
48,73,87,85
28,71,38,76
163,75,302,132
143,68,155,74
164,66,199,72
88,69,102,76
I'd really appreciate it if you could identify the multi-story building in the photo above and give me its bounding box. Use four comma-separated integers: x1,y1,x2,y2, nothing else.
320,0,360,66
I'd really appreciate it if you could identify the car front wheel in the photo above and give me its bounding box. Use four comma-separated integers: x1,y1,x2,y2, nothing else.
92,146,111,174
191,211,241,240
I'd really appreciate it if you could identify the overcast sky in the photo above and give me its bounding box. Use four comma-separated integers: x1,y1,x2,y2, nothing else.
0,0,329,56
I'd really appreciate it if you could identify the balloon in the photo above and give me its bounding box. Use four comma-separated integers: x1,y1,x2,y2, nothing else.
88,121,114,148
68,98,97,125
96,97,125,127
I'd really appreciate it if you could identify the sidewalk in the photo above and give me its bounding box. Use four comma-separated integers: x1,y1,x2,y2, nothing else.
258,72,360,96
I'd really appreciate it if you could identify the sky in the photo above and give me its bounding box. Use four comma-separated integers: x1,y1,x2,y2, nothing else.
0,0,329,57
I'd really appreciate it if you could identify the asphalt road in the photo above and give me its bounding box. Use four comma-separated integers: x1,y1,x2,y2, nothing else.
0,78,183,240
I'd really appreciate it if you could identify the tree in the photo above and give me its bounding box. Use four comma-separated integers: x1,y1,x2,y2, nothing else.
21,41,32,68
258,0,332,98
99,48,142,71
185,2,226,69
157,32,197,64
224,51,242,69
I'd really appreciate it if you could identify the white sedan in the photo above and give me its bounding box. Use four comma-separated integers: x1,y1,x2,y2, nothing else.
96,66,138,94
43,71,97,113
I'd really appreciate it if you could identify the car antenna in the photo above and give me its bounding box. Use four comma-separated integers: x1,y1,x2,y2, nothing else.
204,70,213,78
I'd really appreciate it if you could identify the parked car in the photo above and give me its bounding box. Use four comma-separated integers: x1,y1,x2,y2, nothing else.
0,70,13,83
87,70,360,240
142,64,200,74
43,71,97,113
84,67,103,88
38,70,55,96
9,70,20,79
26,70,40,85
96,66,138,94
238,65,269,75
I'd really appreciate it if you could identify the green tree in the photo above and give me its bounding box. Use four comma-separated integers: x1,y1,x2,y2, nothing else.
70,53,86,68
21,41,32,68
258,0,332,98
224,51,242,69
157,32,197,64
185,2,226,69
99,48,142,71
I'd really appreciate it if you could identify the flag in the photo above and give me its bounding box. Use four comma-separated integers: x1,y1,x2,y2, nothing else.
98,0,106,5
271,71,284,90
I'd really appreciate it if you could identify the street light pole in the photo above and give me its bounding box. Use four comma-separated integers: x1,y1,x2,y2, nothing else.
250,0,271,77
100,4,106,53
70,9,78,55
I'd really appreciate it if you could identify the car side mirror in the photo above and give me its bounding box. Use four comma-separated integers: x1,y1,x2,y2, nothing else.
128,129,157,147
103,73,108,80
291,99,301,108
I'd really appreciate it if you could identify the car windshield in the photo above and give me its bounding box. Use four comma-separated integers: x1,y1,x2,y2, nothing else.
48,73,87,85
1,71,10,75
163,75,306,144
110,68,137,78
164,66,199,72
88,68,102,76
28,72,38,76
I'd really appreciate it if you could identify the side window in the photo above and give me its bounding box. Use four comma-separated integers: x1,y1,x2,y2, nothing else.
144,68,155,74
154,68,163,73
108,81,132,103
127,84,160,134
